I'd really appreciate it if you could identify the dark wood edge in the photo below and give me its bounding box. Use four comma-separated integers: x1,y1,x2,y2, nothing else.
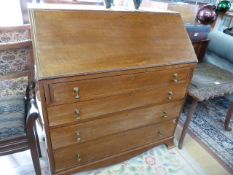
225,102,233,131
0,136,27,144
0,137,28,146
0,40,32,50
0,141,29,151
0,146,29,156
55,137,174,175
38,82,56,173
175,64,196,146
191,39,210,44
25,81,42,175
25,82,39,122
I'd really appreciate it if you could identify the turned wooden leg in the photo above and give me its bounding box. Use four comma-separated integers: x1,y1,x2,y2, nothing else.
225,103,233,131
34,124,42,157
178,98,198,149
27,115,42,175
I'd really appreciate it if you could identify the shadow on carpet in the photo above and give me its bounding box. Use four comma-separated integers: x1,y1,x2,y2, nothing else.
180,97,233,173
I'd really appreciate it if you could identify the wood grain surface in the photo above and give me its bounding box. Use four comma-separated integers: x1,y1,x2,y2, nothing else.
47,82,188,126
50,101,182,149
29,7,197,175
53,119,176,171
29,7,197,80
49,66,190,105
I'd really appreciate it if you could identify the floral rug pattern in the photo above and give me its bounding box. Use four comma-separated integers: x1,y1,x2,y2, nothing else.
180,97,233,172
75,145,203,175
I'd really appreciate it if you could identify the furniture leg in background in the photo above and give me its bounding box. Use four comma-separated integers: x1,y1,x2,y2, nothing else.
225,103,233,131
178,98,198,149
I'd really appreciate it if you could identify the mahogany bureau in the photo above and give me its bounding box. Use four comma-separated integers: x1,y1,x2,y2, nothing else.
29,5,197,175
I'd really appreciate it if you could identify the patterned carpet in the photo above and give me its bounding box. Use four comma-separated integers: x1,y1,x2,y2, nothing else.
180,97,233,174
1,144,206,175
76,145,205,175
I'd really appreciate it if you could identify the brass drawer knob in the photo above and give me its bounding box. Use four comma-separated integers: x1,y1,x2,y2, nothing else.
158,131,163,138
173,73,178,83
173,73,178,78
76,153,81,162
75,109,80,120
168,91,173,96
167,96,172,100
173,79,178,83
162,112,168,118
73,87,80,100
76,130,81,143
167,91,173,100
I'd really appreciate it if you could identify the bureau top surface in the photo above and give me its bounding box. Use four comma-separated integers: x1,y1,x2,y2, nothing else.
29,5,197,80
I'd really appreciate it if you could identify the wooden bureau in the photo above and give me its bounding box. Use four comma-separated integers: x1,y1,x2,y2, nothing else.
29,5,197,175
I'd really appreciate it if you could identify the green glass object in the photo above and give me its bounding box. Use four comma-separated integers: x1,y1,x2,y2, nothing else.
217,0,231,13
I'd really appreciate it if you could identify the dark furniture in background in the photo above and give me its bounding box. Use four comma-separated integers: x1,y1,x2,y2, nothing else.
185,24,211,62
179,31,233,149
0,25,41,175
178,63,233,149
192,40,209,62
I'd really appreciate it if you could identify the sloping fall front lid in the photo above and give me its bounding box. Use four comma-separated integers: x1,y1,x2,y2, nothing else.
29,5,197,80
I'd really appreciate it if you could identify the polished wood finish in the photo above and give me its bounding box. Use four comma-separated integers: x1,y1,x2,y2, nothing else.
50,101,182,149
55,137,174,175
49,67,190,105
54,120,176,171
29,5,196,80
29,6,197,175
47,83,188,127
192,40,209,63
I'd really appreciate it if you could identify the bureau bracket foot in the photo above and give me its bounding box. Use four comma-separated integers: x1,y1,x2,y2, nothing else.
164,138,175,149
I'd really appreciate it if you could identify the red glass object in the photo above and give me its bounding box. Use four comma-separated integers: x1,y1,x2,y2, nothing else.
196,5,217,24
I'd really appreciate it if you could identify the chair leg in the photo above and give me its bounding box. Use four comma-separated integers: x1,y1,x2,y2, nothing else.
34,124,42,157
225,102,233,131
178,98,198,149
27,122,42,175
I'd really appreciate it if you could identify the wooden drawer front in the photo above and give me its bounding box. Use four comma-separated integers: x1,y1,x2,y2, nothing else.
53,120,176,171
47,82,188,127
48,67,190,105
50,101,182,149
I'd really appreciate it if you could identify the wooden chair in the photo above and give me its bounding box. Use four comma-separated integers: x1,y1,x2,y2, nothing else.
0,25,41,175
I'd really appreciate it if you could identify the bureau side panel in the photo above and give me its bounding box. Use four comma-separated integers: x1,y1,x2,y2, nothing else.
37,81,56,174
